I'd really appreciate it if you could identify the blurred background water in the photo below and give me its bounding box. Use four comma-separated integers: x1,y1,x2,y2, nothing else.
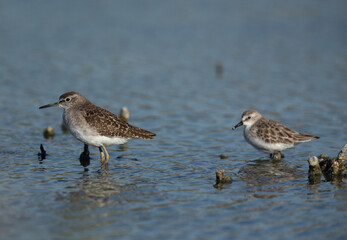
0,0,346,239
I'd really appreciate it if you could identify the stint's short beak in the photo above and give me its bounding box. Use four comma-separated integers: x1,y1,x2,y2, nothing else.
232,121,243,130
39,102,59,109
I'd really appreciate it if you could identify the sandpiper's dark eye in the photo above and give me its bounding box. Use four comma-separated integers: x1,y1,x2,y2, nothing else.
247,116,251,120
65,97,71,102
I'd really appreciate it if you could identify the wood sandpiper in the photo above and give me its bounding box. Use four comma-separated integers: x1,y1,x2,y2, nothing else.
39,91,156,167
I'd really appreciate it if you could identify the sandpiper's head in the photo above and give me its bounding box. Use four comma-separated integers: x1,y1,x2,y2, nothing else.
232,110,262,130
39,91,88,110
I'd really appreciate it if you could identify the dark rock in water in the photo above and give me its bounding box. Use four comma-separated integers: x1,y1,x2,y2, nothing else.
308,156,321,184
220,153,228,159
337,144,347,163
214,169,232,190
319,158,331,172
307,144,347,184
331,158,341,176
335,144,347,178
318,153,329,161
308,172,321,185
79,144,90,167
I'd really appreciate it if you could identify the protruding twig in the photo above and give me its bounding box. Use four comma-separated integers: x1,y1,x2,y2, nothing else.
38,144,47,160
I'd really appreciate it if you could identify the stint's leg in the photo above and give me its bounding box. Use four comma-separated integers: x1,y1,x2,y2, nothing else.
280,151,285,158
271,151,282,160
99,147,105,164
102,145,110,165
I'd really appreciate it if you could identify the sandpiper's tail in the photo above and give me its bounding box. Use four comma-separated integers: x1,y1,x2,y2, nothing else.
129,125,156,139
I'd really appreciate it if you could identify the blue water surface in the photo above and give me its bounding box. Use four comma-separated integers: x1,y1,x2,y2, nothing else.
0,1,346,239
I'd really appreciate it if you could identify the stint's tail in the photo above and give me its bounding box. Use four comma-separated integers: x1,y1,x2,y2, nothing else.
295,134,319,142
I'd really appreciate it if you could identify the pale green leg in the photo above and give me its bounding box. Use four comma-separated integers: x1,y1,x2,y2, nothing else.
102,145,110,165
99,147,105,164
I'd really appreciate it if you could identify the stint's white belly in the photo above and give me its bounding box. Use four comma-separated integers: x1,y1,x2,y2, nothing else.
244,128,294,154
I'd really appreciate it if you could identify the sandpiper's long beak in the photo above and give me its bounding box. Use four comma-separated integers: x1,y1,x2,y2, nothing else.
39,102,59,109
232,121,243,130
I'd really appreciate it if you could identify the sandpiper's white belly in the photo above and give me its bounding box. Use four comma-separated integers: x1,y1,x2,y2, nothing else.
244,128,294,154
63,112,129,147
68,125,129,147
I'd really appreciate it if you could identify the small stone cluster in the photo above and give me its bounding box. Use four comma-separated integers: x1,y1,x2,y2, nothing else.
308,144,347,184
214,169,232,190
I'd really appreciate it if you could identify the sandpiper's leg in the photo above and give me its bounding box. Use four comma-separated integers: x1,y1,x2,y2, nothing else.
79,144,90,167
99,147,105,164
101,145,110,165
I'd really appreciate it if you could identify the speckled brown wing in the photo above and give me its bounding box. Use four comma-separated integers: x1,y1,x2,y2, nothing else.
254,118,318,144
82,104,156,139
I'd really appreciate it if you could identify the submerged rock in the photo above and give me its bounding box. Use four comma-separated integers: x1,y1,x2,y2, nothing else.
43,126,55,139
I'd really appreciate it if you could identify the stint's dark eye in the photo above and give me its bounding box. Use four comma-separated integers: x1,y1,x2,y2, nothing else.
247,116,251,120
65,97,71,102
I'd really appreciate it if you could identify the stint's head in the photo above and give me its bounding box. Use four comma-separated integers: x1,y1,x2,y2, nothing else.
233,110,262,129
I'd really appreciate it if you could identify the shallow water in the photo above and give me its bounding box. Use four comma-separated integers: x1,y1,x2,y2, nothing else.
0,0,347,239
